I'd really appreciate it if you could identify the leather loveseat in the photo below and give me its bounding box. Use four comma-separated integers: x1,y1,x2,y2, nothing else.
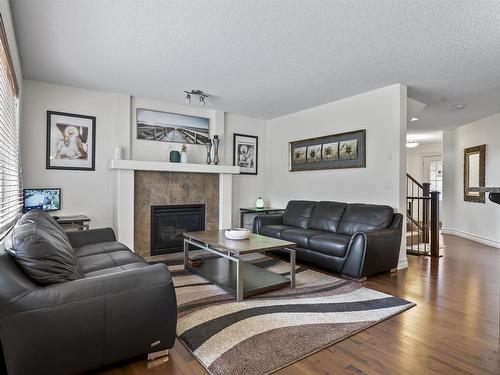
0,210,177,375
253,200,403,280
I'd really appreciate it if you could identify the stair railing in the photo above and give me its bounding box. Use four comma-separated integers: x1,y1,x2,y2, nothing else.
406,173,440,257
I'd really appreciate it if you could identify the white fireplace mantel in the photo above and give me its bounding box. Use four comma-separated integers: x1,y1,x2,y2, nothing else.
109,159,240,250
108,159,240,174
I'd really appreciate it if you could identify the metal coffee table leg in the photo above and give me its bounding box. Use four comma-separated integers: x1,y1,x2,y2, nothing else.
236,257,243,302
183,239,189,270
287,248,296,288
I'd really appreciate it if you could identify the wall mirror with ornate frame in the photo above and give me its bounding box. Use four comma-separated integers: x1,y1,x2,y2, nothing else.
464,144,486,203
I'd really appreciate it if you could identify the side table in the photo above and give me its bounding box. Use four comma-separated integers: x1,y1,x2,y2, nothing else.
239,207,284,231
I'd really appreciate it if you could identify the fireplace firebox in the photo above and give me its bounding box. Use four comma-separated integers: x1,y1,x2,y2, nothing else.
150,204,205,256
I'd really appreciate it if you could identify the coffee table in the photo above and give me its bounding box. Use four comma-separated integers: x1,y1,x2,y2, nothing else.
183,230,296,302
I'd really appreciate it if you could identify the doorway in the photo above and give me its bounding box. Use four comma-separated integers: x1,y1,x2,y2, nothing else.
422,155,443,199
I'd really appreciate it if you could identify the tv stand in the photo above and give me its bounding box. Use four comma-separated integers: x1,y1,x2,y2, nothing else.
53,215,90,231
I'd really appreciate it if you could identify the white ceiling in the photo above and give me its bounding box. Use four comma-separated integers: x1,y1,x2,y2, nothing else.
10,0,500,133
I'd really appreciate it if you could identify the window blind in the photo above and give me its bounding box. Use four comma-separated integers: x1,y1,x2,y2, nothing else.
0,14,21,240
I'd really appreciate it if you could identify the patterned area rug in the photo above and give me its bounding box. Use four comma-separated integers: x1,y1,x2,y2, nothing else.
155,251,415,375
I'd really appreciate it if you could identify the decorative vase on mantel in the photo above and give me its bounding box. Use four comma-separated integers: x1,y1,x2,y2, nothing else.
206,140,212,164
169,150,181,163
180,144,188,163
212,135,220,165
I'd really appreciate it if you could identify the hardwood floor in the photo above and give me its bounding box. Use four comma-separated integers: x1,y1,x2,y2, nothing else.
97,234,499,375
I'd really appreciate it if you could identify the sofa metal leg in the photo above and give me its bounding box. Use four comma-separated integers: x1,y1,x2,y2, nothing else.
147,349,170,369
148,349,169,361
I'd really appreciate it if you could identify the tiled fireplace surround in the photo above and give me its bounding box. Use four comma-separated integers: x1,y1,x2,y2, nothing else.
109,160,238,254
134,171,219,258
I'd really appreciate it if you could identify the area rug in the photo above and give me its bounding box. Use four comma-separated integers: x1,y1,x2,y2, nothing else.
155,251,415,375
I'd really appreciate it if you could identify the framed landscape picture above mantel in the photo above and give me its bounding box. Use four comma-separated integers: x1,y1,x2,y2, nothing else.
46,111,96,171
136,108,210,145
289,129,366,172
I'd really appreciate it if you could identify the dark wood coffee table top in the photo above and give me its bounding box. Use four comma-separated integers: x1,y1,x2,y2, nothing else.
183,230,296,254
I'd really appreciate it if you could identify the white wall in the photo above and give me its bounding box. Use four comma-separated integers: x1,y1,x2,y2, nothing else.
20,79,411,266
442,112,500,247
21,80,125,229
20,80,265,231
266,85,406,208
265,84,408,267
130,97,225,164
224,113,267,226
406,142,442,183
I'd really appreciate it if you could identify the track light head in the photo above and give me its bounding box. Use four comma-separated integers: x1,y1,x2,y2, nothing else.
199,96,205,106
185,93,191,104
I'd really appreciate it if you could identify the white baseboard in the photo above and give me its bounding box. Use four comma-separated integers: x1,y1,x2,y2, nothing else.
441,228,500,249
397,258,408,270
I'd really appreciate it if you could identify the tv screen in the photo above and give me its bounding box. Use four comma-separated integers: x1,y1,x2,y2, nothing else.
23,188,61,212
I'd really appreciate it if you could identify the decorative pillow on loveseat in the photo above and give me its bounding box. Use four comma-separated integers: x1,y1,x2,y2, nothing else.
4,211,82,285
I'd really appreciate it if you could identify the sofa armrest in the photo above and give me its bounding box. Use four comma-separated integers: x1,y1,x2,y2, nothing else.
0,263,177,375
341,227,402,279
252,214,284,234
390,213,404,230
66,227,116,248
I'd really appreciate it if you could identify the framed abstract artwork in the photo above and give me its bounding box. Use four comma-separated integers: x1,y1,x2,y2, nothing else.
289,129,366,172
46,111,96,171
233,133,258,175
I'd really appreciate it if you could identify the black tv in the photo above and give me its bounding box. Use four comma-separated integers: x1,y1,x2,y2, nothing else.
23,188,61,212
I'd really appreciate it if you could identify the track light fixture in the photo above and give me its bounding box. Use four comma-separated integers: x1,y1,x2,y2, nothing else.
184,89,208,106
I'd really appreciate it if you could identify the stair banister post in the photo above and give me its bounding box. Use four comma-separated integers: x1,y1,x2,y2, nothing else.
422,183,431,243
430,191,441,257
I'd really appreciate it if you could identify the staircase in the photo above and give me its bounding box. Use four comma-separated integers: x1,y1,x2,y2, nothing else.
406,173,441,257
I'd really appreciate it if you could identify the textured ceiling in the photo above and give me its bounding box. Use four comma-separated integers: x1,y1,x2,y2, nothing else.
10,0,500,133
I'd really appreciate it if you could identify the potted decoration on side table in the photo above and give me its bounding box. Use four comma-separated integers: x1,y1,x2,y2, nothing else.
180,144,188,163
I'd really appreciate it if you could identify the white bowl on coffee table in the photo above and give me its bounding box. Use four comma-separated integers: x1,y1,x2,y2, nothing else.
224,228,251,240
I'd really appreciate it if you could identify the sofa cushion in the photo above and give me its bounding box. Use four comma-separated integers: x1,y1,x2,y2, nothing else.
259,225,294,239
77,249,145,275
17,209,68,242
4,217,82,285
337,203,394,235
83,262,149,278
280,228,324,248
308,201,347,232
282,200,317,229
309,233,351,257
75,241,131,258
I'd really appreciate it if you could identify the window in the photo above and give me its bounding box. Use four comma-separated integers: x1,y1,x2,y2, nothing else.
429,159,443,200
0,14,21,239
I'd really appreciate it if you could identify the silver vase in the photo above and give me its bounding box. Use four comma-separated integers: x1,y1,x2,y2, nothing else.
212,135,220,165
206,141,212,164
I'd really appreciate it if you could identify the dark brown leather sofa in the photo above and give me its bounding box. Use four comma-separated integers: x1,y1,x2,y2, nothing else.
253,200,403,280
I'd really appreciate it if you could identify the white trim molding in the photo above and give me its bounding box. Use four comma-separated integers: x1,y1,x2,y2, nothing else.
109,159,240,174
397,258,409,270
441,228,500,249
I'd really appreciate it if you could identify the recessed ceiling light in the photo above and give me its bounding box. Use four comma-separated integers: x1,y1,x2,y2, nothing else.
410,117,419,122
452,104,465,110
406,140,419,148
